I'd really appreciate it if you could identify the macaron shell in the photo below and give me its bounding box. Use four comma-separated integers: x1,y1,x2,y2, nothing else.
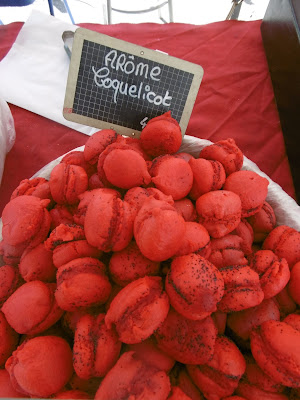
26,283,64,336
84,192,134,252
147,187,174,204
250,320,300,387
45,223,85,251
128,337,175,373
53,240,102,269
223,170,269,218
146,110,180,127
283,313,300,331
84,129,117,165
174,221,211,258
173,198,197,222
187,336,246,399
49,163,88,205
189,158,226,200
155,308,217,365
227,298,280,341
97,140,146,187
218,265,264,312
94,351,171,400
49,204,74,229
73,314,121,379
93,352,143,400
208,234,247,269
67,373,101,396
124,136,153,161
10,177,52,202
207,336,246,377
108,241,160,287
166,254,224,320
103,148,151,189
247,201,276,243
199,138,243,176
232,219,254,255
140,112,182,157
243,356,285,393
61,151,96,177
19,243,56,282
55,257,111,311
249,249,278,274
196,190,242,238
123,187,150,211
176,368,204,400
134,197,186,261
88,172,105,189
74,187,120,226
105,276,169,344
5,336,73,398
111,200,135,252
263,225,300,268
1,195,49,246
260,257,290,299
2,280,53,334
150,156,193,200
27,208,51,251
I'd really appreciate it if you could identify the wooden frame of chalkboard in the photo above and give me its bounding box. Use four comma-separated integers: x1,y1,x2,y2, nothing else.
63,27,204,138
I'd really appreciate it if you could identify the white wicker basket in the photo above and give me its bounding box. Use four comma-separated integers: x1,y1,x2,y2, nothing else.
1,136,300,247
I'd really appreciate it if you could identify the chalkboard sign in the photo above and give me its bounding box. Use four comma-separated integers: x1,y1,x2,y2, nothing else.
63,28,204,137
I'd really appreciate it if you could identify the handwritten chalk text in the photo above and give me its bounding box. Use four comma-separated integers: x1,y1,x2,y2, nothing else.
105,50,161,81
91,50,172,106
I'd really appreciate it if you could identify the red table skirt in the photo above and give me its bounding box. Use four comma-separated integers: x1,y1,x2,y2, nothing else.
0,19,296,215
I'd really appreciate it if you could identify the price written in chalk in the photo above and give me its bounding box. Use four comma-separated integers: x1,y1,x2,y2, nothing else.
63,28,204,138
140,117,149,129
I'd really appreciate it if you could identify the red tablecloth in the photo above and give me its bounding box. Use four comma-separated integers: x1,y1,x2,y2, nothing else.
0,19,296,215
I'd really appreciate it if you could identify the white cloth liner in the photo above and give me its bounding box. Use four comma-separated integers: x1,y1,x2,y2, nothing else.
0,10,98,136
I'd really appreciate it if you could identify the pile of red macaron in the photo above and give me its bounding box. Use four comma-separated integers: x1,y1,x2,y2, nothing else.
0,111,300,400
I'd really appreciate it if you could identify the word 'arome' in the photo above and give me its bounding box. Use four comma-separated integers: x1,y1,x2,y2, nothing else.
103,50,162,80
